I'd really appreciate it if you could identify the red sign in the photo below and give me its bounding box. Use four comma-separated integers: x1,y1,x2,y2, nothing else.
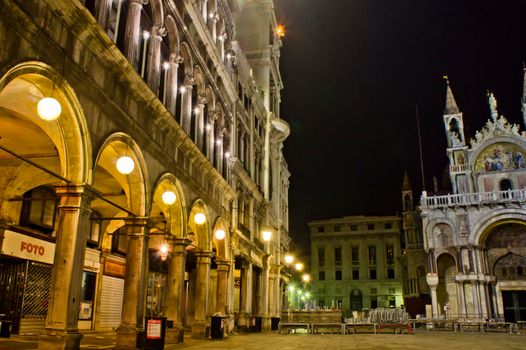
146,319,162,339
20,241,45,256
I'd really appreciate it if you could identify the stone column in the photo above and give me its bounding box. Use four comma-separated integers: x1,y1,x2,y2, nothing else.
192,251,211,338
260,257,270,329
457,281,466,319
206,115,216,161
427,273,439,317
116,218,150,350
216,130,224,174
39,185,95,350
471,281,481,319
216,260,230,315
478,281,488,318
195,101,205,151
181,77,194,134
165,54,182,115
165,238,191,344
96,0,112,28
147,26,164,93
201,0,208,22
238,261,252,330
123,0,143,66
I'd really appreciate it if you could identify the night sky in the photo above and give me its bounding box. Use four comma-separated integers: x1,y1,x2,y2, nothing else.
274,0,526,256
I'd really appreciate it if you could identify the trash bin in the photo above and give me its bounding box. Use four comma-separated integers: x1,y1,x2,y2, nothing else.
253,316,262,332
0,320,12,338
211,315,225,339
271,317,280,331
144,317,167,350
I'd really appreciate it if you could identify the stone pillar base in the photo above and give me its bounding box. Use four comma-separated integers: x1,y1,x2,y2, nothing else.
115,325,143,350
165,327,185,344
191,322,209,339
262,316,271,331
236,313,251,332
38,331,83,350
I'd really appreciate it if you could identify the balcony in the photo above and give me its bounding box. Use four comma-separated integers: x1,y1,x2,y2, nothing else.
421,189,526,209
449,164,472,173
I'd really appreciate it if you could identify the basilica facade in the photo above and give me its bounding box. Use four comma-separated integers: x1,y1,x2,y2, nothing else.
0,0,291,349
420,78,526,322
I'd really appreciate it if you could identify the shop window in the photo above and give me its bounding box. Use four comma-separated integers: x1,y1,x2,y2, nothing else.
20,186,57,234
389,297,396,308
79,271,97,320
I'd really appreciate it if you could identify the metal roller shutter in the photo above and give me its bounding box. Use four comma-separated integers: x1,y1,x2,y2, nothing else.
98,275,124,330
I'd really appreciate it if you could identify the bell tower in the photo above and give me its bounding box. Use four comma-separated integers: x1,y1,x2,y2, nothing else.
443,78,472,194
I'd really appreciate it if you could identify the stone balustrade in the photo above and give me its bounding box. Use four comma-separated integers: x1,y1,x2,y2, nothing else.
420,189,526,209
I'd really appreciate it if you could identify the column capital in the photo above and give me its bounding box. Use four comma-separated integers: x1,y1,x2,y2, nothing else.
216,260,231,271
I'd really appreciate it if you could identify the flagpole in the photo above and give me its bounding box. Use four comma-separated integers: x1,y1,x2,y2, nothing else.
415,104,426,191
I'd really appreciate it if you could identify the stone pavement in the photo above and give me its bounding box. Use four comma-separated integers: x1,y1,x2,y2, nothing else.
1,331,525,350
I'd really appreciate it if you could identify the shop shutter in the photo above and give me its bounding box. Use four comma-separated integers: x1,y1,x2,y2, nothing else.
99,275,124,329
19,262,52,334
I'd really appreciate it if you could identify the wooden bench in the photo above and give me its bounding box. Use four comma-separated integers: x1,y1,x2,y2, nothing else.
343,323,376,334
310,322,343,334
376,323,412,335
278,322,310,334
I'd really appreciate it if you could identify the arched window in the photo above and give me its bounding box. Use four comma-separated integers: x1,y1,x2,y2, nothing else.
500,178,513,191
20,186,57,234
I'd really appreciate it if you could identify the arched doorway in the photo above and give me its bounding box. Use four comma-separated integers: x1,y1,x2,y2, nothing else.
436,253,458,318
0,62,90,335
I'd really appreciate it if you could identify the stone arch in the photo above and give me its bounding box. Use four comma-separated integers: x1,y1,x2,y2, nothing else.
165,15,180,55
149,0,164,27
471,210,526,246
93,132,149,217
149,173,187,237
436,252,458,316
212,217,230,260
428,221,454,249
193,66,206,97
205,85,216,110
179,42,194,76
0,61,91,222
188,199,211,251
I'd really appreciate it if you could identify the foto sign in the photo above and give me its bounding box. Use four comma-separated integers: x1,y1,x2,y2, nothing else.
2,230,55,264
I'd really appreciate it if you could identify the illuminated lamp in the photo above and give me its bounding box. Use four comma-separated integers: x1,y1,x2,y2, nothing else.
37,97,61,121
162,191,177,205
215,229,225,240
116,156,135,174
194,212,206,225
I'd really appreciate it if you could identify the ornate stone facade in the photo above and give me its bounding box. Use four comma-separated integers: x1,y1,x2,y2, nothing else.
0,0,291,349
420,78,526,322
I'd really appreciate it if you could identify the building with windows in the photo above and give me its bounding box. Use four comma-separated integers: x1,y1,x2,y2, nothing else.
0,0,291,348
400,171,430,317
420,78,526,322
309,215,404,315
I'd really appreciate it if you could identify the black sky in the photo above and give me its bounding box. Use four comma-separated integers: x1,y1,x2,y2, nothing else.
274,0,526,256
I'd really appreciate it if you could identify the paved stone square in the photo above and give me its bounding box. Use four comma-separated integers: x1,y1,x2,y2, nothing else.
1,331,525,350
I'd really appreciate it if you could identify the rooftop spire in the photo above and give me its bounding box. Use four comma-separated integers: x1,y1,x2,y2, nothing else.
402,170,412,191
444,76,460,115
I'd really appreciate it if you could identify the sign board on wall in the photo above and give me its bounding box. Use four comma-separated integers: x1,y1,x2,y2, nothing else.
2,230,55,264
104,260,126,278
146,319,162,339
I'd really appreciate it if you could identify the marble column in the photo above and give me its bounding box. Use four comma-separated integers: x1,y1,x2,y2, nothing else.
123,0,143,67
191,251,211,338
116,218,150,350
478,281,488,318
194,102,205,151
216,130,224,174
206,115,216,161
471,281,481,319
216,260,230,315
39,185,95,350
147,26,163,93
165,238,191,344
457,281,466,319
181,78,194,134
426,273,439,318
260,258,270,329
95,0,112,29
165,54,181,116
238,261,252,330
